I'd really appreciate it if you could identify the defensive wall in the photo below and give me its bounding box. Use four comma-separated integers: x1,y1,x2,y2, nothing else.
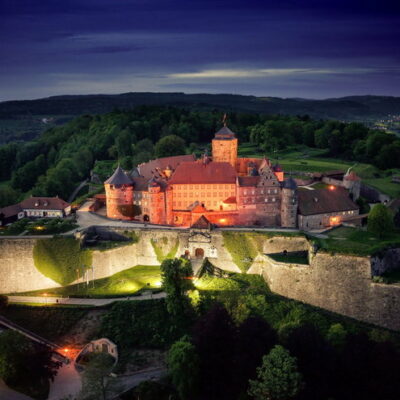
1,228,400,331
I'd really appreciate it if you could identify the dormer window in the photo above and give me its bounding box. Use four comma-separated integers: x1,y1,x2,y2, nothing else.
35,201,39,207
43,201,48,206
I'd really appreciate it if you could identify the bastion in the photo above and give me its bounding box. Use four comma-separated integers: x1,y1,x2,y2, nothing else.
1,228,399,331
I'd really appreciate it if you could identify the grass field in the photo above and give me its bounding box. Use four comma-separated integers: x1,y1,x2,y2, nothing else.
18,265,162,298
238,143,400,198
314,226,400,256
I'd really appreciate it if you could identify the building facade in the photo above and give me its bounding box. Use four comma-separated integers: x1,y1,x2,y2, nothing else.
104,124,359,230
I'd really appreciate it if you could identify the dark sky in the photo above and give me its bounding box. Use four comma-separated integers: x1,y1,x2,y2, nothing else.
1,0,399,101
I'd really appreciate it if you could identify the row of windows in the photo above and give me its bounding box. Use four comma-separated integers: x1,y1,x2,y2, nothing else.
174,184,234,191
174,192,234,198
244,197,277,204
243,188,278,195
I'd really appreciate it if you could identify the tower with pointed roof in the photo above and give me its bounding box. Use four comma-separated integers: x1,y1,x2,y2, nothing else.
104,166,134,220
281,177,298,228
212,122,238,169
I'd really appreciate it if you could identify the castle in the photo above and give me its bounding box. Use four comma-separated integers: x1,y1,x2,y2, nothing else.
104,124,360,229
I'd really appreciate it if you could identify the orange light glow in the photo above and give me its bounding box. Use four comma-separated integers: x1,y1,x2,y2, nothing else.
219,218,227,224
63,348,69,353
330,216,340,225
329,185,335,191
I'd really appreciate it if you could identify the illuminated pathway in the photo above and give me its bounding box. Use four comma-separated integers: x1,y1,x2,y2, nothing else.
8,292,166,306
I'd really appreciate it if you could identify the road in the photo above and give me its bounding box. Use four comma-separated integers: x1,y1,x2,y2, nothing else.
48,362,81,400
0,380,33,400
8,292,166,306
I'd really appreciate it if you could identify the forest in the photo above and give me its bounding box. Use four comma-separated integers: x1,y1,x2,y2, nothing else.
1,106,400,207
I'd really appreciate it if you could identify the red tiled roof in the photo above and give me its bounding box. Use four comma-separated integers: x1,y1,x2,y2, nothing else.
344,171,360,181
223,196,237,204
169,161,237,184
0,203,22,218
192,204,208,213
138,154,195,180
20,197,70,211
238,176,260,187
298,188,358,216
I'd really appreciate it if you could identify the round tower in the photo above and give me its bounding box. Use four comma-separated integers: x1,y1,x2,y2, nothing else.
343,171,361,200
281,177,298,228
148,178,164,224
104,166,134,220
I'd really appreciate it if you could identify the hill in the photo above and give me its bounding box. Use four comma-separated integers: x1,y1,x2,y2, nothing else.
1,92,399,143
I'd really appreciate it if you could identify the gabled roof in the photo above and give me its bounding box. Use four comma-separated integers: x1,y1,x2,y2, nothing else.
191,204,208,213
214,125,236,139
298,188,358,216
20,196,70,210
104,166,133,185
169,161,237,184
191,215,211,229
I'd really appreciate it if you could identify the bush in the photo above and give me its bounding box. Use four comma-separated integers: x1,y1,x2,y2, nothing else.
33,237,92,285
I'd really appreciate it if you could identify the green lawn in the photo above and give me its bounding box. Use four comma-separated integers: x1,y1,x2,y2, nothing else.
268,253,309,265
313,227,400,256
17,265,162,298
238,143,400,197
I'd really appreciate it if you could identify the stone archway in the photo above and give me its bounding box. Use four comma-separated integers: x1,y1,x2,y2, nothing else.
143,214,150,222
195,248,204,259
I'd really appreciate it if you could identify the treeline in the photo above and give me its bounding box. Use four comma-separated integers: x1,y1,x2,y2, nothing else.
0,106,398,207
249,117,400,169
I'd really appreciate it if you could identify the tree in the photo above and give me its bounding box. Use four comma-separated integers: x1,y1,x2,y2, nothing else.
0,186,20,208
168,336,200,399
368,203,394,238
234,316,278,396
80,353,115,400
193,304,236,400
154,135,186,158
248,345,302,400
0,331,60,398
161,258,194,317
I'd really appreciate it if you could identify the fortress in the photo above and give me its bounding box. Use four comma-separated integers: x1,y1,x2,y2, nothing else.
104,123,360,229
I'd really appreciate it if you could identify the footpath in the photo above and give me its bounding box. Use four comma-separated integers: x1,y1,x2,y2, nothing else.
8,292,166,306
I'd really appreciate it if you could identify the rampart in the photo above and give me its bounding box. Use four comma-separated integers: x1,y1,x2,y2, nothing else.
0,229,399,331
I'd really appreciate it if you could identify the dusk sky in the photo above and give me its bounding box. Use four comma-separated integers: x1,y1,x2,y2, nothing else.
1,0,399,101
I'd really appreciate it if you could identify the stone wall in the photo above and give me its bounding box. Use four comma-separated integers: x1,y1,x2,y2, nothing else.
261,250,400,331
1,230,400,332
0,239,60,293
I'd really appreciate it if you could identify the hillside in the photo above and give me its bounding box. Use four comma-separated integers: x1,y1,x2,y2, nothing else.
1,92,400,143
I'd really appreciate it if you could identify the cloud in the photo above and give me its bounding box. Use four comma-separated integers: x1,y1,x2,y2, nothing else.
167,67,375,79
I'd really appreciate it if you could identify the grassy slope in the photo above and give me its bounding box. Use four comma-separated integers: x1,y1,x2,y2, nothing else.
239,143,400,198
314,226,400,256
18,265,161,298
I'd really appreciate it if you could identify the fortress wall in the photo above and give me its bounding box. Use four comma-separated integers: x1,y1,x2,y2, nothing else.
262,236,309,254
0,239,59,293
262,252,400,331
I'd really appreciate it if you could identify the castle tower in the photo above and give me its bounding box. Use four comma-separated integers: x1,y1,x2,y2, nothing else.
148,178,165,225
343,171,361,200
212,125,238,168
104,166,134,220
281,177,298,228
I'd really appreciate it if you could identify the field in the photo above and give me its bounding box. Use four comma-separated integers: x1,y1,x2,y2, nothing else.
239,143,400,198
313,226,400,256
17,265,162,298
